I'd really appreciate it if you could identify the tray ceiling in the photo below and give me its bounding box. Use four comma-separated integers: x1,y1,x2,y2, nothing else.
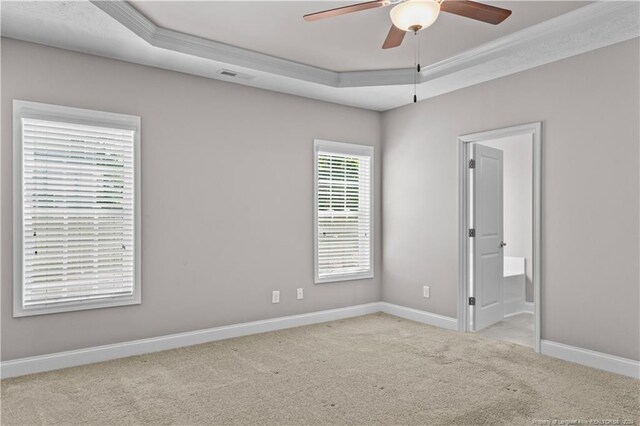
1,1,638,110
130,1,588,72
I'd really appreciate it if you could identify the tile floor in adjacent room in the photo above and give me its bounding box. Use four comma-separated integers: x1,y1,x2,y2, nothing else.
475,313,534,348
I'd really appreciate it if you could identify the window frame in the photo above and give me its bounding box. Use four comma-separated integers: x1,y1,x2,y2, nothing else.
313,139,374,284
13,100,141,317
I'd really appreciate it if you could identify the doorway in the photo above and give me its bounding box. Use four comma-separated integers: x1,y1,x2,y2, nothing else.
457,123,541,352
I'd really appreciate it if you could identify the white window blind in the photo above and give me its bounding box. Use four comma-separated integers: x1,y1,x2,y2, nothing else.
14,101,140,316
314,140,373,283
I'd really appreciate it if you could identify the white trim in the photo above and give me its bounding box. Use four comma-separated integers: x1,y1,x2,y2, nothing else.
313,140,374,157
503,302,534,318
313,139,374,284
88,1,640,90
541,340,640,379
1,302,381,379
4,303,634,379
458,122,542,353
379,302,458,331
3,1,637,110
90,0,337,87
504,306,534,319
12,100,142,317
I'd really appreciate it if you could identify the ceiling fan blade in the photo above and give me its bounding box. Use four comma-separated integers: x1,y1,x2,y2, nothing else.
382,25,406,49
304,1,389,22
440,0,512,25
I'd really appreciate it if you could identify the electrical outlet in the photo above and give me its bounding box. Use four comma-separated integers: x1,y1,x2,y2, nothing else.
272,290,280,304
297,288,304,300
423,286,430,298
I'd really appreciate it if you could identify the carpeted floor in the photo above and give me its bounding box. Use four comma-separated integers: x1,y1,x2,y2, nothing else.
2,313,638,425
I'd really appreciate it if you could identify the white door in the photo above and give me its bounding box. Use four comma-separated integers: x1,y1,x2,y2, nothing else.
472,143,504,331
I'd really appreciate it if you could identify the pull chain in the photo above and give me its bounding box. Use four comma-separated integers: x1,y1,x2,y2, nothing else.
414,30,421,103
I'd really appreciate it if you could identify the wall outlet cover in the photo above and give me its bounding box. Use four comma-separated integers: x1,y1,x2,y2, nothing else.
423,286,430,298
297,288,304,300
272,291,280,304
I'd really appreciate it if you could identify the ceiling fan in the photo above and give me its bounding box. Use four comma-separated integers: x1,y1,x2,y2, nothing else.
303,0,512,49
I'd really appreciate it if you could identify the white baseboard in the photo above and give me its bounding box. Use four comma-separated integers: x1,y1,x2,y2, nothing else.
379,302,458,331
6,303,633,381
504,300,534,318
541,340,640,379
1,302,381,379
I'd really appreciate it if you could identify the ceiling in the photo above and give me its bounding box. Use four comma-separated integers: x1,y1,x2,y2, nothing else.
130,1,588,71
1,1,638,110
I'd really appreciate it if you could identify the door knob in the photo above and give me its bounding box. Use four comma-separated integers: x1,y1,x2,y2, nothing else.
499,241,507,248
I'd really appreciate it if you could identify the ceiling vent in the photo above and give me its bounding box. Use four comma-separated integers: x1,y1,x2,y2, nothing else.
217,69,255,81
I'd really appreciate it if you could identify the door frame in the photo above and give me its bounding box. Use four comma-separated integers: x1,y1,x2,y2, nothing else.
457,122,542,352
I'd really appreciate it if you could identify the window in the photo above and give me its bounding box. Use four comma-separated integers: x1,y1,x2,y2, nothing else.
314,140,373,283
13,100,141,316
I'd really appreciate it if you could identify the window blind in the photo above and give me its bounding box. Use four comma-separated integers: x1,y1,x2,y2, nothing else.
316,144,372,281
21,117,135,308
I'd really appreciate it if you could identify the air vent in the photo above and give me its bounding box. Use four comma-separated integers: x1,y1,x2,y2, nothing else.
217,69,255,81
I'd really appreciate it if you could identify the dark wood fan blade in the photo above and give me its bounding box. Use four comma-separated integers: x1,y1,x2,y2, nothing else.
440,0,512,25
304,1,388,22
382,24,406,49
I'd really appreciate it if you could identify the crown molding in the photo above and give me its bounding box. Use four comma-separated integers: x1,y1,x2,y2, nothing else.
91,0,339,86
416,0,639,84
2,0,637,110
92,1,639,90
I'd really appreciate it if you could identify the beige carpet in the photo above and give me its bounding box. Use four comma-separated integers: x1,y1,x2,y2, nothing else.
2,313,638,425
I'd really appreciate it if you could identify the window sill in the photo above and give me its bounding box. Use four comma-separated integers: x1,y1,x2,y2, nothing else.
314,272,374,284
13,296,141,318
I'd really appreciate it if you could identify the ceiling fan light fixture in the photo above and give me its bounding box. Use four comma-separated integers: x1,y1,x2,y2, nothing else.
390,0,441,32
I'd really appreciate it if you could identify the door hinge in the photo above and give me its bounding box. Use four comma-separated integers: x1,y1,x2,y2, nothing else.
468,228,475,237
468,297,476,306
468,159,476,169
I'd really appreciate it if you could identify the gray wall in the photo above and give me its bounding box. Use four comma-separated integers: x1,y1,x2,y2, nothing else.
3,37,639,364
382,39,640,361
482,134,533,302
1,38,382,361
